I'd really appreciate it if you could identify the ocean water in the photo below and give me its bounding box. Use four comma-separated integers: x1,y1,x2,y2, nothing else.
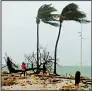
57,66,91,78
2,64,91,78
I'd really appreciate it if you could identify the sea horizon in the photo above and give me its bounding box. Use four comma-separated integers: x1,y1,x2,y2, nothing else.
1,63,91,67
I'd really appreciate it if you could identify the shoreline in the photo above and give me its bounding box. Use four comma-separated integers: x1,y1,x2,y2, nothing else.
2,65,91,79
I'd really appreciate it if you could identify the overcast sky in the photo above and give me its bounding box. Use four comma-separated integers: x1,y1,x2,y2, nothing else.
2,1,91,66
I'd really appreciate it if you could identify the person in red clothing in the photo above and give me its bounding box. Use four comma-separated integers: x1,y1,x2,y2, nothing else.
20,62,26,76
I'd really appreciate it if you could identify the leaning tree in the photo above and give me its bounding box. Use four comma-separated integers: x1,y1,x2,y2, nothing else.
36,4,59,73
54,3,90,74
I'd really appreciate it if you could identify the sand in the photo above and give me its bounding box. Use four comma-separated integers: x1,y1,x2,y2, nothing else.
1,73,91,90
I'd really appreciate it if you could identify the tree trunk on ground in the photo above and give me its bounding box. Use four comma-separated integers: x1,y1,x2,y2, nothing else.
54,22,62,74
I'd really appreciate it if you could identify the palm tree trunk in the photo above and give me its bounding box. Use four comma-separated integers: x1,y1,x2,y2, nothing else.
37,23,39,74
54,22,62,74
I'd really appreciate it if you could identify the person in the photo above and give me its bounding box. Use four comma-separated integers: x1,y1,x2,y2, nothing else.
31,63,33,68
75,71,81,89
20,62,26,76
43,62,47,76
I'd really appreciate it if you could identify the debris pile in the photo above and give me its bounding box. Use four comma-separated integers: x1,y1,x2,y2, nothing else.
2,78,16,86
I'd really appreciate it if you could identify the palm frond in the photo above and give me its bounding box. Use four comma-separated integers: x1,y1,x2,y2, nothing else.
41,14,59,22
63,10,86,20
39,13,58,19
50,14,59,18
60,3,90,24
79,19,91,23
64,18,90,24
37,4,59,27
61,3,78,15
37,4,57,19
43,21,59,27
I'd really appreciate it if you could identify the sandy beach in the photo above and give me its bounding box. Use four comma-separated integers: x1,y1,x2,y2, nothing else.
1,72,91,90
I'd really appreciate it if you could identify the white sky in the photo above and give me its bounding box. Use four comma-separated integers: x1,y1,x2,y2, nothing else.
2,1,91,66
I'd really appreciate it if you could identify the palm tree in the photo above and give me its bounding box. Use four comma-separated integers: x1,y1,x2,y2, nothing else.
54,3,90,74
36,4,59,74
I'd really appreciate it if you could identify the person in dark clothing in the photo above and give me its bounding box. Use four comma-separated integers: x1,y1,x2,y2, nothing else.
43,62,46,74
75,71,81,88
32,63,33,68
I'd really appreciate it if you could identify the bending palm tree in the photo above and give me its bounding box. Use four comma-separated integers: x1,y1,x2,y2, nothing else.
36,4,59,73
54,3,90,74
